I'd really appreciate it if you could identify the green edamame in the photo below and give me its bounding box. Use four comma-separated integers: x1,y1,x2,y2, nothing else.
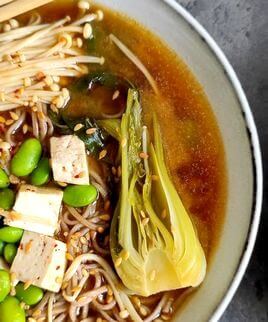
0,270,10,302
0,227,23,243
0,188,15,210
0,241,5,256
4,244,17,264
63,184,98,207
15,283,43,306
30,157,50,186
11,138,42,177
0,169,9,189
0,296,25,322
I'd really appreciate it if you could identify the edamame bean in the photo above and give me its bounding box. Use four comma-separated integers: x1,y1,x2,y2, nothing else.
0,270,10,302
15,283,43,306
0,296,25,322
0,169,9,189
30,157,50,186
0,188,15,210
4,244,17,264
0,227,23,243
63,184,98,207
11,138,42,177
0,241,5,256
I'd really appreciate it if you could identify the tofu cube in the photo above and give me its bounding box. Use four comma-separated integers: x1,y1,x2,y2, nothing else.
5,184,63,236
50,135,89,185
11,231,67,292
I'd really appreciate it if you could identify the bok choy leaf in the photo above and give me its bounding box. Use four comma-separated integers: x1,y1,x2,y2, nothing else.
110,89,206,296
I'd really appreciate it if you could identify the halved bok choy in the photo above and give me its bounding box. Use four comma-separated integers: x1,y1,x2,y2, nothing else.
110,89,207,296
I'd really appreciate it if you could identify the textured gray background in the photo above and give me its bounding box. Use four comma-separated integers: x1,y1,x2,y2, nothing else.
176,0,268,321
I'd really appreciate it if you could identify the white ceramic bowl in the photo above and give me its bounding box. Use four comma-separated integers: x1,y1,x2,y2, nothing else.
96,0,263,321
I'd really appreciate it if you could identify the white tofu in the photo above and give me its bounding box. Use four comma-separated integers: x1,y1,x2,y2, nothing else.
11,231,67,292
50,135,89,185
5,184,63,236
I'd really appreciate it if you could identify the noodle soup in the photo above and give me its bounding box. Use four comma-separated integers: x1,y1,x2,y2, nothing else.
0,1,226,321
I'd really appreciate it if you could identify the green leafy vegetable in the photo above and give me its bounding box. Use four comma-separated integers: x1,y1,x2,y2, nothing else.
63,72,134,120
48,110,106,156
63,117,106,156
110,89,206,296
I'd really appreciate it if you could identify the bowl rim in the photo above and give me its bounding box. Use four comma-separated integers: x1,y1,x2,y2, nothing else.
162,0,263,320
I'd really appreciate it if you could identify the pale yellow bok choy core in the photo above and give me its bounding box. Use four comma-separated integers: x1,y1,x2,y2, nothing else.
110,89,207,297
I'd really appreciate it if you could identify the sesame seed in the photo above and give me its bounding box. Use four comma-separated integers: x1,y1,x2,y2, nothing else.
99,214,110,221
78,0,90,10
112,90,120,100
99,149,107,160
66,253,74,261
0,141,11,150
36,71,45,81
121,138,127,148
83,23,92,39
74,123,84,132
82,268,88,277
96,318,102,322
5,119,14,126
0,116,6,123
142,218,150,226
23,77,31,87
140,306,148,317
9,19,19,29
63,231,68,237
104,200,110,211
32,309,42,317
24,280,32,290
3,23,11,32
161,209,167,219
117,166,122,177
119,310,129,319
57,181,67,187
32,106,38,112
97,227,104,233
56,276,63,284
120,249,130,261
80,236,87,244
61,281,68,290
140,210,146,218
28,318,36,322
25,240,33,253
9,174,20,184
78,296,86,303
149,270,156,281
10,111,19,120
151,174,159,181
139,152,149,159
115,257,122,267
112,166,117,175
71,285,81,293
86,127,97,135
132,296,141,307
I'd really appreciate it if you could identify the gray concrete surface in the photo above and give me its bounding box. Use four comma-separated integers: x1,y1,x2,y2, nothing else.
176,0,268,321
